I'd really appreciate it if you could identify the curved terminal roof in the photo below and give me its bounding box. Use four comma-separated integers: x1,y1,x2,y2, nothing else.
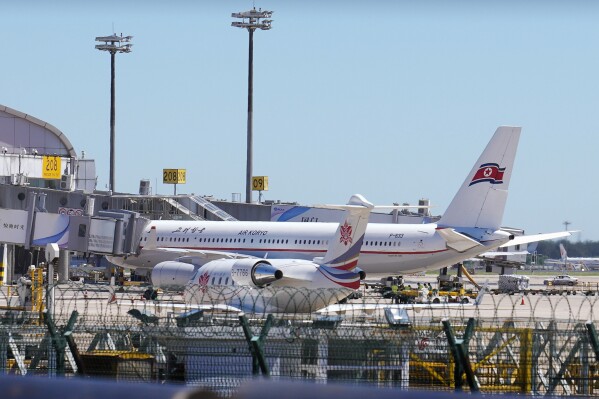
0,104,76,158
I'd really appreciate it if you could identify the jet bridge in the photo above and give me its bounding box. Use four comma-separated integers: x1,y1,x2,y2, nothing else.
0,191,149,284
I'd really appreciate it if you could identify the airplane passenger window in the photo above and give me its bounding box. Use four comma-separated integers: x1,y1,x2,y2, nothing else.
218,277,222,284
225,278,229,285
211,277,215,284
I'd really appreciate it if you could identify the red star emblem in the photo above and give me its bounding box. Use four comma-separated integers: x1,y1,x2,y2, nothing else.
198,272,210,292
339,221,353,246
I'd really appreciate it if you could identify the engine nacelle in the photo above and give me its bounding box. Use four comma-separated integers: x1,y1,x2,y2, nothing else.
152,261,197,290
230,259,283,288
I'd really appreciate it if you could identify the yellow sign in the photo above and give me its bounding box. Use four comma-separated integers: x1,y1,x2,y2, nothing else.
42,156,61,179
252,176,269,191
163,169,186,184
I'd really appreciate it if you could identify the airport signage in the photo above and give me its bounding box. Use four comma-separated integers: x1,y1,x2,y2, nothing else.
252,176,268,191
163,169,186,184
0,209,28,244
42,156,61,179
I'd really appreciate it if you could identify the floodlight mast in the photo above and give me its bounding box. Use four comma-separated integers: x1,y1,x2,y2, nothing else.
231,8,272,204
95,34,133,194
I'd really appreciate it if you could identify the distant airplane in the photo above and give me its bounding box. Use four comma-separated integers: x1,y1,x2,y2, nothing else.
108,126,570,285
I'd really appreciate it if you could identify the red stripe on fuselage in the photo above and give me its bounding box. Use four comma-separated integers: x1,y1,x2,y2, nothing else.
138,245,449,256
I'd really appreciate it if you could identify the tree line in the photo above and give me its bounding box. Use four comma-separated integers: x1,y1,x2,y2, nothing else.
535,240,599,259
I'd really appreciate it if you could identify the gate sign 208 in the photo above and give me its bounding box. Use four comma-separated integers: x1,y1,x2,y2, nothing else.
163,169,186,184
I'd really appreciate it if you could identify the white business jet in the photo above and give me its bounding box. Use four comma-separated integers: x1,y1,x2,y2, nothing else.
108,126,568,282
180,195,373,313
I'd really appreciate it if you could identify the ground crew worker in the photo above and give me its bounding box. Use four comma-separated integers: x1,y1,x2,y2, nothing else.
391,283,399,303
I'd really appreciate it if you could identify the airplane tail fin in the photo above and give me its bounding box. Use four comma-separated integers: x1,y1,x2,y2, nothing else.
559,243,567,262
317,194,374,270
438,126,521,230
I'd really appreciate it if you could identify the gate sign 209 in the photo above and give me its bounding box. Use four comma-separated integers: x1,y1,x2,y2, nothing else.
163,169,186,184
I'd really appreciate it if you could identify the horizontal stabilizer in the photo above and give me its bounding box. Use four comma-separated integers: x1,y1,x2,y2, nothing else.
500,231,574,248
437,228,483,253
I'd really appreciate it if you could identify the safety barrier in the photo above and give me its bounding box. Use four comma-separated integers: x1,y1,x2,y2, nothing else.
1,283,599,396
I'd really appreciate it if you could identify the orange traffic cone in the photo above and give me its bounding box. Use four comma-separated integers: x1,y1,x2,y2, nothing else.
520,297,525,305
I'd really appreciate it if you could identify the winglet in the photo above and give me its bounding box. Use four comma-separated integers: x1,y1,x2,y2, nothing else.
474,280,488,306
144,226,158,250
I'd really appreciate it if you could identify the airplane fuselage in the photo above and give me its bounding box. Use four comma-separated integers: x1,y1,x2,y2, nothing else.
111,220,511,274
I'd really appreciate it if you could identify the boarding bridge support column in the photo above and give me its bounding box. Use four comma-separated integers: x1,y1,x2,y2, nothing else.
6,245,14,284
24,192,37,250
58,249,69,283
0,244,5,286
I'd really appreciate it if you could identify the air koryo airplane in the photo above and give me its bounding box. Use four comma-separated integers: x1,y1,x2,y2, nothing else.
108,126,569,288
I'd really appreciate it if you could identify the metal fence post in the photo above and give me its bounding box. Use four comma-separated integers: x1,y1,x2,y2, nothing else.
239,313,273,376
442,318,480,393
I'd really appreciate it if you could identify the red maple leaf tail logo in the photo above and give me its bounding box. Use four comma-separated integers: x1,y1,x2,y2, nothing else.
339,221,353,246
198,272,210,292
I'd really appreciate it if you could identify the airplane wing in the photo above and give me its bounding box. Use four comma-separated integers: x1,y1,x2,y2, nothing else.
317,283,488,314
479,250,529,257
500,231,575,248
149,247,254,262
316,300,478,315
436,228,484,252
154,302,243,313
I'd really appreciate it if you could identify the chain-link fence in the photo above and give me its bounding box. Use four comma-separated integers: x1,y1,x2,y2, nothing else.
2,283,599,396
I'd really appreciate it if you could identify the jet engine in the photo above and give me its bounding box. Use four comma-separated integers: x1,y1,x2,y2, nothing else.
151,261,198,290
228,259,283,288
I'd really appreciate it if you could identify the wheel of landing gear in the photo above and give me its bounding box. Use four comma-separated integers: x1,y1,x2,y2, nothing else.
143,289,158,300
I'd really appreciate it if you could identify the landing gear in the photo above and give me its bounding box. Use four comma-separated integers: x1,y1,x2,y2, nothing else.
143,288,158,300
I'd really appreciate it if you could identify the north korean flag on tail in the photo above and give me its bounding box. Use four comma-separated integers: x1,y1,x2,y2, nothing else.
469,163,505,186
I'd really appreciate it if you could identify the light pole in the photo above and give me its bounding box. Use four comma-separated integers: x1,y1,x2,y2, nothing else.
232,8,272,203
95,34,133,193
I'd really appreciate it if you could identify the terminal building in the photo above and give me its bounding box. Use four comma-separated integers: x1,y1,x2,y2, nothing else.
0,104,436,285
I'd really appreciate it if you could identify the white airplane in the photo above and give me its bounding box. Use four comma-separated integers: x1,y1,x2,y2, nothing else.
173,195,373,313
108,126,570,283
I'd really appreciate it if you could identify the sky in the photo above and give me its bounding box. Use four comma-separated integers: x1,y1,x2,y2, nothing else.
1,1,598,240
